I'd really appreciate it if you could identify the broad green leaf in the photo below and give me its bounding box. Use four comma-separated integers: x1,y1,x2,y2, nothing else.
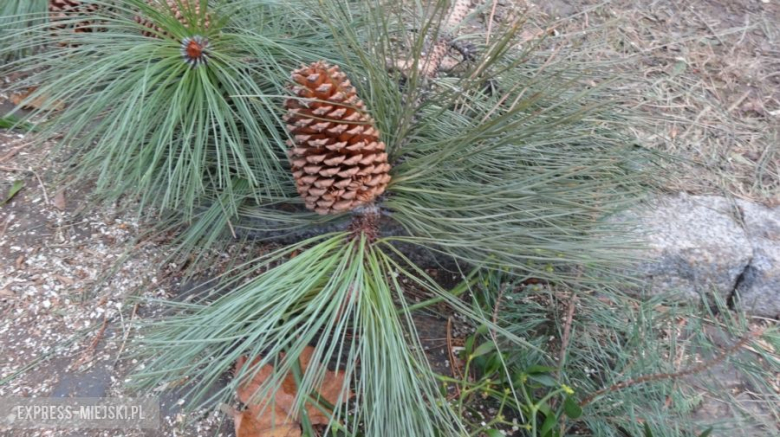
1,180,24,206
472,340,496,358
529,374,557,387
484,353,502,375
538,401,553,417
540,413,558,437
464,335,475,356
526,365,557,374
563,396,582,419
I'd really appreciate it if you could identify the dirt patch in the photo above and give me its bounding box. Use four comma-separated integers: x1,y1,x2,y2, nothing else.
0,126,231,435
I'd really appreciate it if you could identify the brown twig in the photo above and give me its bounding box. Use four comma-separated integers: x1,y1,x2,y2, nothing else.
0,165,25,172
72,314,110,369
557,266,583,376
485,0,499,45
446,316,463,398
664,318,689,410
88,315,109,351
555,294,578,437
0,214,13,241
226,217,237,239
113,302,140,368
33,171,50,208
0,143,30,164
557,293,577,375
580,326,767,407
490,283,507,340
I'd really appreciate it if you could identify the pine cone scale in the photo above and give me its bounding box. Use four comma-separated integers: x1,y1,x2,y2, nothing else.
135,0,210,38
49,0,100,35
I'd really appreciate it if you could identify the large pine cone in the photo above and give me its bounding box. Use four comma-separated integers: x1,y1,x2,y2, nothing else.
135,0,210,38
285,62,392,215
49,0,100,34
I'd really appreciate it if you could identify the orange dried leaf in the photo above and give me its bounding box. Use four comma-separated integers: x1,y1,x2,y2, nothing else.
11,87,65,111
233,346,353,432
233,405,301,437
53,189,67,211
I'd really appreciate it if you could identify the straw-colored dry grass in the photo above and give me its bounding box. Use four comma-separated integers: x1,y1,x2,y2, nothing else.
508,0,779,205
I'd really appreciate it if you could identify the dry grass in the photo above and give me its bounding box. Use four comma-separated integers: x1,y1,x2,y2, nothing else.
506,0,779,205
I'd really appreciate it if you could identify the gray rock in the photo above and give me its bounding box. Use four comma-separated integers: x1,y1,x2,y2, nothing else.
625,194,753,301
734,201,780,318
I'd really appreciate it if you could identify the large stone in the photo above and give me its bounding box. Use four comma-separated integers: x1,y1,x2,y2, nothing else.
734,201,780,318
625,194,753,301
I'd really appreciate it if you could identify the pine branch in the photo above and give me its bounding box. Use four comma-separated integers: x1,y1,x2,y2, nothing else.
579,326,768,407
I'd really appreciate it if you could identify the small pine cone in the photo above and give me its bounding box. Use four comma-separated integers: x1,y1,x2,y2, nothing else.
285,61,392,215
445,0,472,29
49,0,100,34
135,0,210,38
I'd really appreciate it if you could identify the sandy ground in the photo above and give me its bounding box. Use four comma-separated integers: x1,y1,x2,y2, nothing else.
0,0,779,436
0,128,229,436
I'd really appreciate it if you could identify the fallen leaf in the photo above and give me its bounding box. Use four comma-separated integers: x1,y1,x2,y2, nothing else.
235,355,296,409
11,87,65,111
295,347,351,425
0,289,15,298
234,345,353,436
1,180,25,206
53,189,67,211
233,405,301,437
54,275,74,286
15,255,25,270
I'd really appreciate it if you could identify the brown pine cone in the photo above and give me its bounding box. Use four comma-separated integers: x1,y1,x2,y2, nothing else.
284,61,392,215
135,0,210,38
49,0,81,13
49,0,100,34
